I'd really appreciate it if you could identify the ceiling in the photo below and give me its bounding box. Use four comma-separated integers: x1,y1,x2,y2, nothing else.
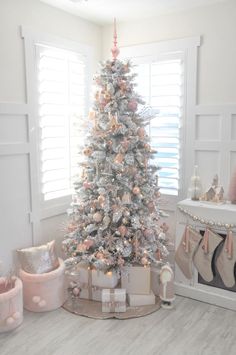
40,0,229,25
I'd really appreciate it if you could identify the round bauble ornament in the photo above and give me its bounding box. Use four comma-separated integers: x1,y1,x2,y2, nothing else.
32,296,40,304
83,181,92,190
137,127,146,139
83,147,92,156
128,99,138,112
118,225,127,238
132,186,140,195
93,212,103,223
72,287,80,296
84,239,94,249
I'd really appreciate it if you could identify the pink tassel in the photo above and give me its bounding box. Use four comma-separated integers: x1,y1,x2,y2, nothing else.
203,229,209,254
225,231,233,259
183,226,190,253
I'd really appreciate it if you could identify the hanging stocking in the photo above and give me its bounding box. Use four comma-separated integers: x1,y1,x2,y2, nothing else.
216,231,236,288
175,226,202,279
193,229,223,282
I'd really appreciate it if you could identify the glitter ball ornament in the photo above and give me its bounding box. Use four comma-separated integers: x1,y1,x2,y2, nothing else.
93,212,103,223
83,147,92,156
132,186,140,195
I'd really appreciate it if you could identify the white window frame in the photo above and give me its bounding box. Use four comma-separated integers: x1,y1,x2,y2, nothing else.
120,37,200,209
21,27,93,238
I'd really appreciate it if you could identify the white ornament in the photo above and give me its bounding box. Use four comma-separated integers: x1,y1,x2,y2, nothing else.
32,296,41,304
38,300,46,307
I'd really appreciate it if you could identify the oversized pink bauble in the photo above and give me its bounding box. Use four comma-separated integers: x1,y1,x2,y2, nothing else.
93,212,103,223
72,287,80,296
128,99,138,112
118,225,127,237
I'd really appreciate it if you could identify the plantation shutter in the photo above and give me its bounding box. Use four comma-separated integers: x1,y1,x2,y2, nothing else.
36,44,87,202
135,57,183,196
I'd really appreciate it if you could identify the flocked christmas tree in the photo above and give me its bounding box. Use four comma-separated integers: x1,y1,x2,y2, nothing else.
62,21,170,274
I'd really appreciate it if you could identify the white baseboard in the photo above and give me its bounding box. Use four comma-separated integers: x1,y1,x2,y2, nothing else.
175,282,236,311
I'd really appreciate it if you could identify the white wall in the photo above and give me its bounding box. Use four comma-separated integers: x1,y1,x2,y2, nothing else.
102,0,236,105
0,0,102,274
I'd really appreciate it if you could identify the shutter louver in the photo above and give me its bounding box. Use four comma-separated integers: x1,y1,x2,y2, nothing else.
36,44,86,201
136,59,183,195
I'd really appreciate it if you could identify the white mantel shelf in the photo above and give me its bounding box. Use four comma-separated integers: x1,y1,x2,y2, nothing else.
177,199,236,227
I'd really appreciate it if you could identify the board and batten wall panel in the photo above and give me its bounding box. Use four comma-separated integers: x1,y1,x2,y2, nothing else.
0,104,32,274
0,0,102,274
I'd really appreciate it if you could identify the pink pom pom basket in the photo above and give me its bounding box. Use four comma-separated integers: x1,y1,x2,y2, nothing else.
0,277,23,333
19,258,67,312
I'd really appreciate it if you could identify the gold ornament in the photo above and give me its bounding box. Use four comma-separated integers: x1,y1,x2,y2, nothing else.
98,195,105,206
83,147,92,156
132,186,140,195
93,212,103,223
114,153,124,164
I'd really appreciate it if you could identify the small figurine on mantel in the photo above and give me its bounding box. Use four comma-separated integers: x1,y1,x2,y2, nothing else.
200,174,224,203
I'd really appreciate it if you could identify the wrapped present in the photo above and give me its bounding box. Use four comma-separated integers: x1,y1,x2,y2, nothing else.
77,263,119,301
102,289,126,313
127,290,155,307
121,266,150,295
151,266,160,296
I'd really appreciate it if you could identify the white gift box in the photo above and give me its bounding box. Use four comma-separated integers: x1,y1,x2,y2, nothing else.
121,266,150,295
127,290,155,307
77,263,119,301
151,267,160,296
102,289,126,313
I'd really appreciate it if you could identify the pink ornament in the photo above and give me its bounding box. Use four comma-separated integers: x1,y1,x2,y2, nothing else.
137,127,145,139
118,225,127,238
128,99,138,112
132,186,140,195
72,287,80,296
83,181,92,190
84,239,94,249
77,243,87,252
93,212,103,223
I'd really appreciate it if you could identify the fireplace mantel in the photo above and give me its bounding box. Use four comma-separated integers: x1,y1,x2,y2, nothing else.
175,199,236,311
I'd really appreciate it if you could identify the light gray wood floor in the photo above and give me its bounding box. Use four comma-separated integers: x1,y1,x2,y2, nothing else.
0,296,235,355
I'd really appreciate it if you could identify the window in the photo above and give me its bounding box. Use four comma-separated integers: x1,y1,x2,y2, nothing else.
36,44,87,201
135,57,183,196
22,27,92,221
121,37,200,201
